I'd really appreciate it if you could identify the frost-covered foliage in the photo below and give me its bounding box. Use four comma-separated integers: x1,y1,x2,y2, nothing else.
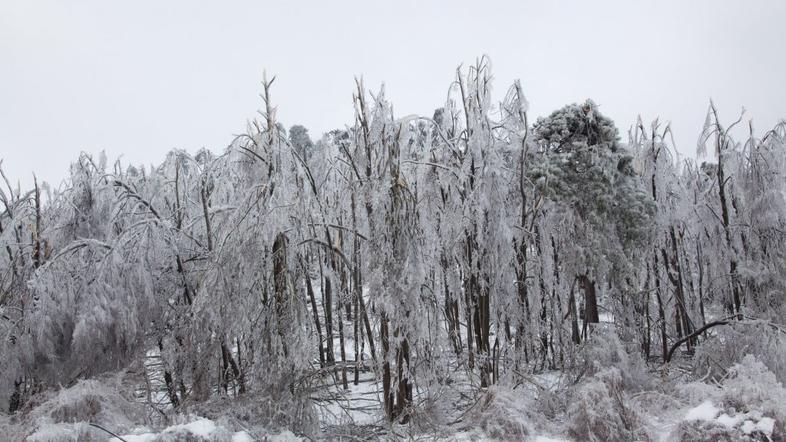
461,387,533,440
0,375,147,441
567,368,650,442
722,355,786,423
675,355,786,441
574,327,653,391
2,59,786,440
693,320,786,383
109,418,298,442
533,100,620,153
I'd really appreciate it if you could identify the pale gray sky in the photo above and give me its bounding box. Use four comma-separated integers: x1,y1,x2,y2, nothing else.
2,0,785,189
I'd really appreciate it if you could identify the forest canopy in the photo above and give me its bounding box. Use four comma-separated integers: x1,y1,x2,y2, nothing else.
2,59,786,441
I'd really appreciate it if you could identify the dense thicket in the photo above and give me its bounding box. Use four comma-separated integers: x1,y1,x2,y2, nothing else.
2,60,786,438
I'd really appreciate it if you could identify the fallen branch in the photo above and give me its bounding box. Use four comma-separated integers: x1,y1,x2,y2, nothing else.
665,317,734,363
88,423,128,442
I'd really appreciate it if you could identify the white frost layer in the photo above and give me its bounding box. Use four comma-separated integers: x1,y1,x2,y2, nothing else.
232,430,255,442
115,434,155,442
683,401,775,437
755,417,775,435
716,413,741,429
167,418,217,436
111,417,302,442
684,400,719,421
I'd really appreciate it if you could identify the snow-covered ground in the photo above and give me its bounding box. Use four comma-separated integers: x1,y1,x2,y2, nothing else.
109,418,294,442
680,399,775,439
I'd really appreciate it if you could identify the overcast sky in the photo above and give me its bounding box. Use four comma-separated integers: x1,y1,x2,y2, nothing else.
2,0,785,189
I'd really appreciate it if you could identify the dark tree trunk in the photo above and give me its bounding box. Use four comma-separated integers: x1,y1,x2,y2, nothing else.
273,233,290,358
393,330,412,422
578,274,599,327
302,256,325,368
322,258,335,365
158,339,180,408
567,277,581,345
381,312,393,419
653,254,668,362
337,295,348,390
716,138,742,316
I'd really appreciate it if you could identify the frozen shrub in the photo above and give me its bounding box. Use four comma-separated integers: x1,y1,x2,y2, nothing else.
462,386,533,440
674,356,786,441
674,419,739,442
576,327,653,391
628,390,684,425
675,409,778,442
48,394,103,423
532,381,570,421
147,418,234,442
114,418,263,442
189,389,317,439
693,321,786,384
4,376,147,441
723,355,786,415
567,368,650,442
25,422,100,442
721,355,786,437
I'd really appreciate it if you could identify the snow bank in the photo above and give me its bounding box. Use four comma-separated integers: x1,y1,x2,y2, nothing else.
684,400,719,421
12,376,148,441
677,355,786,441
680,400,776,438
110,417,303,442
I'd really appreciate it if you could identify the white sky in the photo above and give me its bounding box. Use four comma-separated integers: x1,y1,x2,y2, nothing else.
2,0,785,189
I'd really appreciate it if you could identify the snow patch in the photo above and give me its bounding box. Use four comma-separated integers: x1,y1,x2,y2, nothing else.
115,434,156,442
232,430,255,442
684,400,719,421
533,436,570,442
110,417,300,442
756,417,775,435
682,401,776,437
740,420,757,435
167,418,217,437
263,430,303,441
715,413,741,429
